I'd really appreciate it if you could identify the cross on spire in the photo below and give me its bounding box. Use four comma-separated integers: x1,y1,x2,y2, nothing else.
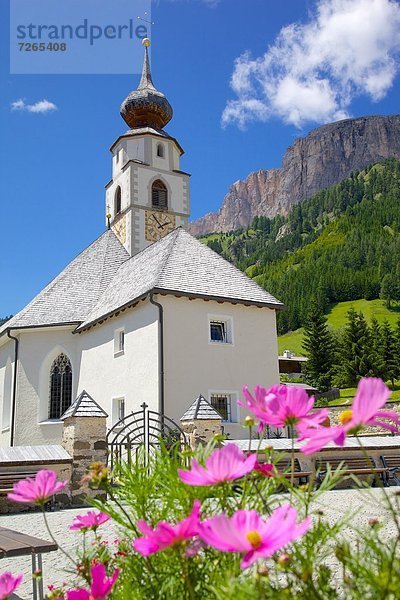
137,11,154,36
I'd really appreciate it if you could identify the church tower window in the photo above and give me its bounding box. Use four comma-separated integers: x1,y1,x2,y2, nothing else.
49,353,72,419
152,180,168,210
157,143,164,158
114,186,122,215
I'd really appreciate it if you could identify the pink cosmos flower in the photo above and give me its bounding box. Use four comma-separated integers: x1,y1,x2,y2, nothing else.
254,462,275,477
199,504,310,569
66,563,118,600
0,572,23,600
240,385,329,431
7,470,67,505
178,444,257,486
70,510,110,532
298,378,400,454
133,500,200,556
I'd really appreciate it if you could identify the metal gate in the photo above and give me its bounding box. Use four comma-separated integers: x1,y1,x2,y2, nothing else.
107,403,188,469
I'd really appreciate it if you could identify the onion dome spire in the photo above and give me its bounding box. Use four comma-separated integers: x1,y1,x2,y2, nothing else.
120,38,173,130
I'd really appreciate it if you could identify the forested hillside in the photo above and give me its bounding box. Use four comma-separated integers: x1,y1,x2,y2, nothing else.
202,159,400,335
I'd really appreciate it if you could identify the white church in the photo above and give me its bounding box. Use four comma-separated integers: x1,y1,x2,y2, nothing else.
0,39,283,447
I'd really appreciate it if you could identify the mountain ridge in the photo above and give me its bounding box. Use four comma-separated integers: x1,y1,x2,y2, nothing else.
201,159,400,334
188,114,400,236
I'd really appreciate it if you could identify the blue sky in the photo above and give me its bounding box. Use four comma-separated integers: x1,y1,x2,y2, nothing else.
1,0,400,316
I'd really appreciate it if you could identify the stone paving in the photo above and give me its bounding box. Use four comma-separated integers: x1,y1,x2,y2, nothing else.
1,488,399,599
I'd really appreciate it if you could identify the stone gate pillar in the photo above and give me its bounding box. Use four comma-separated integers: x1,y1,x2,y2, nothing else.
180,395,223,450
61,390,108,506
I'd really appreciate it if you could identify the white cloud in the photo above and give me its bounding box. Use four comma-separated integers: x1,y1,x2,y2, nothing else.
222,0,400,129
11,99,58,114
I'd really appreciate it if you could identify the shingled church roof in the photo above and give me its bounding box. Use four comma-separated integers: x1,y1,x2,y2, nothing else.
77,228,283,331
0,230,129,335
1,228,283,338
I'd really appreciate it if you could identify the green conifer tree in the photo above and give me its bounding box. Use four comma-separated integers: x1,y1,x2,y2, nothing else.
302,301,334,391
395,319,400,382
380,320,397,388
335,309,374,387
369,317,386,380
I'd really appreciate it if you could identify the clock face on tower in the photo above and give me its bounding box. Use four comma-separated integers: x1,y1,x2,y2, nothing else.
145,210,176,242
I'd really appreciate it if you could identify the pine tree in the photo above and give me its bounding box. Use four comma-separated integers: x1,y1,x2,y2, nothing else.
335,309,374,387
355,312,375,377
380,274,396,309
369,317,386,379
380,320,397,388
302,301,334,391
395,320,400,381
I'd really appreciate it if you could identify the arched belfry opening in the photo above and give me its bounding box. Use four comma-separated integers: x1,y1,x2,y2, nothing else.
114,186,122,215
152,180,168,210
49,353,73,419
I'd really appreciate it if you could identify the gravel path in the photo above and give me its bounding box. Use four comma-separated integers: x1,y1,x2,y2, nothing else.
1,487,399,599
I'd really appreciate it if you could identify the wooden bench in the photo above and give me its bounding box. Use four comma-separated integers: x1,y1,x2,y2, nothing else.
316,456,388,486
0,526,57,600
275,457,311,484
0,469,39,495
380,455,400,485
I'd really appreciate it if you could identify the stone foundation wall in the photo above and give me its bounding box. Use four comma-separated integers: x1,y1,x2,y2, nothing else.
181,419,223,450
62,416,107,505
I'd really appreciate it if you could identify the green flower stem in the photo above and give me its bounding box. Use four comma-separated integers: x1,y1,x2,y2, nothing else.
106,486,138,534
290,432,295,492
181,549,195,600
42,506,76,566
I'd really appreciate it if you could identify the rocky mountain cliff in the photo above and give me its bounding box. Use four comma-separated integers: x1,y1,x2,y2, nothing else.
188,115,400,236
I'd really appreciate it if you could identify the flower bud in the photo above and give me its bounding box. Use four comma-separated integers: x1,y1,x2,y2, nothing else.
244,416,255,427
277,553,291,567
257,565,269,577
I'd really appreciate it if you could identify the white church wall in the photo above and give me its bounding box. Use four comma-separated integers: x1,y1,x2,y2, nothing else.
13,328,78,446
161,295,280,440
126,137,145,163
135,164,188,214
150,137,180,172
76,300,159,431
0,341,15,447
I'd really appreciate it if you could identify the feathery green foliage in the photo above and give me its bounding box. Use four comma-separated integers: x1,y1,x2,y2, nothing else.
201,159,400,335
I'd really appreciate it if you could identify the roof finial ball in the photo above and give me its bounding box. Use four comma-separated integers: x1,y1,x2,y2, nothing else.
119,35,173,131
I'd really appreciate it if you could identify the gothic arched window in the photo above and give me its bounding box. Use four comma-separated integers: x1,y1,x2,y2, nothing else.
114,186,122,215
49,353,72,419
152,180,168,210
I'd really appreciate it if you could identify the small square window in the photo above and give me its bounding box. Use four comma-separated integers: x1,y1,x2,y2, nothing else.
114,329,125,356
210,394,232,422
209,316,233,344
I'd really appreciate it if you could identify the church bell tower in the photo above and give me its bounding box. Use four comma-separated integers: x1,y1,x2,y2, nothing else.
105,38,190,256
